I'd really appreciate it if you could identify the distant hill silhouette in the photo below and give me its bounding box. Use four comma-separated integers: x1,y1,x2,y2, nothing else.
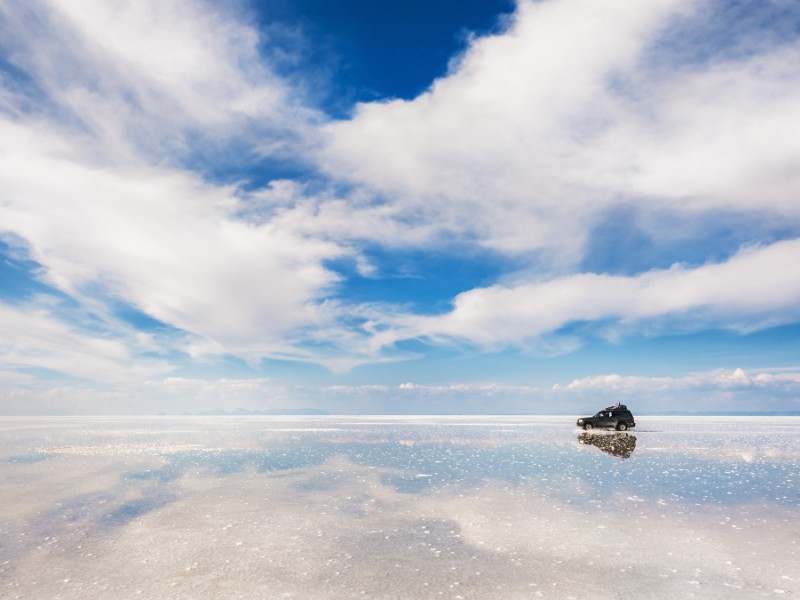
195,408,329,416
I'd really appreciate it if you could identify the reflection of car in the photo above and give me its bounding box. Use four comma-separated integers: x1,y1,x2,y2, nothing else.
578,432,637,459
576,404,636,431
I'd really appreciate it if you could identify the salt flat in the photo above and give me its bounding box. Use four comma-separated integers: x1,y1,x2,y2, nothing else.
1,416,798,599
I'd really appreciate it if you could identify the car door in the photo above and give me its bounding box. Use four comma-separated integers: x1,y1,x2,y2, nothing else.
597,411,614,428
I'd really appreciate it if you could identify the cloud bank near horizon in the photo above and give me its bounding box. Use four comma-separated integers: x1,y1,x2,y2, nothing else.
3,365,799,415
1,0,799,412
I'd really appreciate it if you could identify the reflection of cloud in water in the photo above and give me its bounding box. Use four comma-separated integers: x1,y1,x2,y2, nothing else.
0,417,798,599
38,443,206,456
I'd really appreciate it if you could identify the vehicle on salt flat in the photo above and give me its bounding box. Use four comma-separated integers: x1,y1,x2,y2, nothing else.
576,404,636,431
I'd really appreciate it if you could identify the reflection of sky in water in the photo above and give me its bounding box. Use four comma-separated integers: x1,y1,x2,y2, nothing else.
1,417,798,599
4,418,798,509
84,419,798,508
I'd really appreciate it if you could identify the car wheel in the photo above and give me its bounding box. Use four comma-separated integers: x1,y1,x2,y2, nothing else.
616,422,627,431
584,423,593,430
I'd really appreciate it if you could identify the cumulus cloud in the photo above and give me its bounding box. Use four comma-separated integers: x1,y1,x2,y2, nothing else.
320,0,800,259
312,368,800,413
2,365,798,415
556,367,800,408
0,120,351,362
0,0,360,372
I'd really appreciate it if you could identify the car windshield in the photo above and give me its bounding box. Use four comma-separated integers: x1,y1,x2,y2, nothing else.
593,411,605,418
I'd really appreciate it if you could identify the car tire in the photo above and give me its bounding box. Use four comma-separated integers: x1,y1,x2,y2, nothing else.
616,422,627,431
584,423,593,430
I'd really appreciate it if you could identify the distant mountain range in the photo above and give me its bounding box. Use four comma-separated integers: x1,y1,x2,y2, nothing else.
190,408,329,416
174,409,800,417
644,410,800,417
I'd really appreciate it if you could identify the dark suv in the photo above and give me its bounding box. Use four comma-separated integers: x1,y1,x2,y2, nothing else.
576,404,636,431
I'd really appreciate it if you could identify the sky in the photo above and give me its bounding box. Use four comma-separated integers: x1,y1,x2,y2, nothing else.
1,0,800,415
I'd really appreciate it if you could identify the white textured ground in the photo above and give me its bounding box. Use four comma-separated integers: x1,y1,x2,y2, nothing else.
1,416,798,599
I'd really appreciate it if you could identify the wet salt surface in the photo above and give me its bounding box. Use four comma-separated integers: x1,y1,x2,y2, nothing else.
1,416,798,599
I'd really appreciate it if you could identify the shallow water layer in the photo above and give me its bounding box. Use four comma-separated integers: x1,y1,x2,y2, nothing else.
1,416,798,599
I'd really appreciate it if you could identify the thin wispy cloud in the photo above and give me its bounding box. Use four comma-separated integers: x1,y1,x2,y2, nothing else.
381,239,800,350
0,301,171,384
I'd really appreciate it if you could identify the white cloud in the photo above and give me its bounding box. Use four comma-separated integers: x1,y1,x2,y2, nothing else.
378,239,800,348
0,0,317,162
0,375,297,415
0,0,363,369
557,367,800,394
298,369,800,413
2,366,799,416
603,45,800,214
0,301,172,384
320,0,800,260
0,369,37,386
1,0,800,394
0,120,352,362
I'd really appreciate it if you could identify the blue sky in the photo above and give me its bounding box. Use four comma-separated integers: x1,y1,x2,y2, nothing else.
1,0,800,415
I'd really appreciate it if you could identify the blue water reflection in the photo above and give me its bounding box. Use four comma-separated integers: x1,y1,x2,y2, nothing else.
4,417,799,528
2,416,799,600
89,418,799,511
